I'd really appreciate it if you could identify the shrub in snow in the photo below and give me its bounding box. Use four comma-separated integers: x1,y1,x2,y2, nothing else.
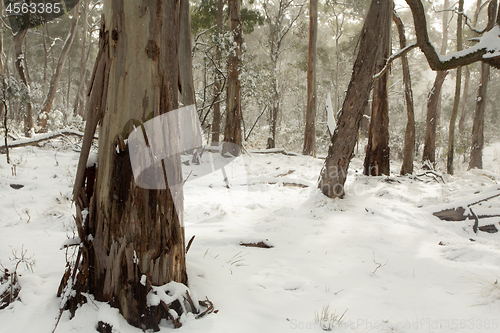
0,247,35,310
314,305,347,331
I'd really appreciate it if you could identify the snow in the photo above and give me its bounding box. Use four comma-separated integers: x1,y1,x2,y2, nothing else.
1,141,500,332
439,25,500,62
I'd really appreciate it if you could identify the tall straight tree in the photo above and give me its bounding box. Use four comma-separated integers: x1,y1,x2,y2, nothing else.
39,6,80,131
61,0,191,329
363,7,391,176
319,0,391,198
469,62,490,169
422,0,450,168
303,0,318,157
224,0,243,148
394,10,416,175
262,0,304,149
446,0,464,175
211,0,224,145
422,70,448,168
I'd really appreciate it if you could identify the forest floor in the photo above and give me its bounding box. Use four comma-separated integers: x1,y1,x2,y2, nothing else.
0,139,500,332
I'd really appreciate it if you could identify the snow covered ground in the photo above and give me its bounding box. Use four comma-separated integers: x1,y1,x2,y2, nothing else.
1,140,500,333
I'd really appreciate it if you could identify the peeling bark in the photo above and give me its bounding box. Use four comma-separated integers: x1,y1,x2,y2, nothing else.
62,1,188,329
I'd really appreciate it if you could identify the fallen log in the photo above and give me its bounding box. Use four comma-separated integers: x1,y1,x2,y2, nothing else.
0,129,98,153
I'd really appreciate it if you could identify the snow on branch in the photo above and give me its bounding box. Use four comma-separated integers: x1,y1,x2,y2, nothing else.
405,0,500,70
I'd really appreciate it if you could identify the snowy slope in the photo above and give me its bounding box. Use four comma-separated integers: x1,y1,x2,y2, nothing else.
1,141,500,333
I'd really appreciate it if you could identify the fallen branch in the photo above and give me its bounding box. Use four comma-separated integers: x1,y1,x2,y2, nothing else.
0,129,97,153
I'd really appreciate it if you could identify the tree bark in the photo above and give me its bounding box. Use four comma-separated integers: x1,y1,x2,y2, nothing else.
446,0,464,175
318,0,391,198
224,0,243,148
211,0,224,145
179,0,195,106
458,0,483,133
422,70,448,168
394,11,416,175
458,65,470,133
39,6,80,131
363,7,391,176
469,62,489,169
63,1,188,329
13,29,34,137
302,0,318,157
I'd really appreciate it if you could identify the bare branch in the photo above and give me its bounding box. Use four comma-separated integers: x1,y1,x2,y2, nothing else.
373,42,418,80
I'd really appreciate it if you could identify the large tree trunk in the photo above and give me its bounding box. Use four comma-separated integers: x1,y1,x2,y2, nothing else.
446,0,464,175
39,6,80,131
224,0,243,148
211,0,224,145
319,0,391,198
422,70,448,168
363,8,391,176
469,62,489,169
394,11,416,175
13,29,34,137
302,0,318,157
62,1,189,329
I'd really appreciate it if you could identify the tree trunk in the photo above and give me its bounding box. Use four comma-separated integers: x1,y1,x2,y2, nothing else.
422,70,448,168
224,0,243,148
469,62,489,169
13,29,34,137
458,65,470,133
73,0,91,118
179,0,195,107
63,1,188,329
458,0,482,133
394,11,416,175
303,0,318,157
363,8,391,176
211,0,224,145
267,69,279,149
318,0,391,198
39,6,80,131
446,0,464,175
